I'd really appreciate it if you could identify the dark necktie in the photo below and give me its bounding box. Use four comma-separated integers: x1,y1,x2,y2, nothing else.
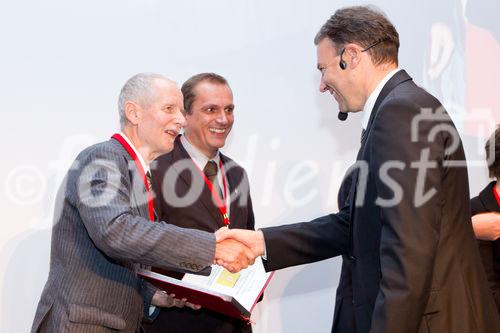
203,160,223,199
145,171,157,220
361,128,367,145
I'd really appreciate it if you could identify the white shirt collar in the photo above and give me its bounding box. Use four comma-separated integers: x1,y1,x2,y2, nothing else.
361,68,400,130
179,134,230,215
119,131,150,173
180,134,220,170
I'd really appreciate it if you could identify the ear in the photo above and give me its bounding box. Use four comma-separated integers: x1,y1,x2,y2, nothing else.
344,44,362,69
124,101,141,125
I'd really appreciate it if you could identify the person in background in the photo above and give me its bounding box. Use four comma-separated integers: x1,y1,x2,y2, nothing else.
471,125,500,313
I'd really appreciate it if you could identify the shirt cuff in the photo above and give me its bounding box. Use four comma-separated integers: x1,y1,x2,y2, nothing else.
258,229,268,260
148,305,156,316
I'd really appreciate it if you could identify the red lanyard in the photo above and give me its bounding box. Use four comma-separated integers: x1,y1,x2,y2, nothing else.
111,133,155,222
494,185,500,207
195,159,229,225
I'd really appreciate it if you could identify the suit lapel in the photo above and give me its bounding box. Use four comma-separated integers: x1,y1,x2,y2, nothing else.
172,138,225,226
220,153,239,224
130,168,150,219
111,140,150,220
363,70,413,142
347,70,414,250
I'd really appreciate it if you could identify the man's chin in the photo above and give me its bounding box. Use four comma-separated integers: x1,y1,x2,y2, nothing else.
160,144,174,154
208,139,227,149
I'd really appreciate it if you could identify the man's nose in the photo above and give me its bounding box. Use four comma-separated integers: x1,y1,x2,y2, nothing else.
176,109,186,127
216,111,228,124
319,79,328,93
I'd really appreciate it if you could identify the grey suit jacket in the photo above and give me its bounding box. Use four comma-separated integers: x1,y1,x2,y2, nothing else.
32,138,216,332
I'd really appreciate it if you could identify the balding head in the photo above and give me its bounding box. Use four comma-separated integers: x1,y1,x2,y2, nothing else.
118,73,177,129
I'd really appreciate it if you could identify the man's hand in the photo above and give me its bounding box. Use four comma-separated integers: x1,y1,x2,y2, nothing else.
151,290,201,310
472,212,500,241
215,228,266,269
214,237,256,273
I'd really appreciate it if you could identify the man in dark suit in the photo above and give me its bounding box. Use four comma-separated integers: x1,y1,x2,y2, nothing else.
219,6,500,332
144,73,255,333
31,73,254,332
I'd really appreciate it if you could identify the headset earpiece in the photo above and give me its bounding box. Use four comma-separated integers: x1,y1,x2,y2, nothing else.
339,47,347,70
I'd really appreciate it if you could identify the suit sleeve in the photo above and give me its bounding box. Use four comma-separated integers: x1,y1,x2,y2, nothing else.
71,146,215,274
369,98,444,332
140,280,159,322
261,205,350,272
260,162,354,271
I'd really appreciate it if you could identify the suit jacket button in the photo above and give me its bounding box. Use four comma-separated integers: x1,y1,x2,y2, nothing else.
349,255,357,261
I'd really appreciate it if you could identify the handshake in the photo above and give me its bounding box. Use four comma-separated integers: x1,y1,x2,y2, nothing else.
213,227,266,273
152,228,267,309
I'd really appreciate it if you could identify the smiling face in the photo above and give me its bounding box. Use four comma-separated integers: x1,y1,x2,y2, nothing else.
183,81,234,158
316,38,364,113
136,79,185,157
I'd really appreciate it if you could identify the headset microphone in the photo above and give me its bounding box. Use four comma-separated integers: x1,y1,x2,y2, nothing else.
339,48,347,70
337,48,347,119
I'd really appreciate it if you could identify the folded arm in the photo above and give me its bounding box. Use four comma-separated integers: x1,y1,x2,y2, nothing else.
472,212,500,241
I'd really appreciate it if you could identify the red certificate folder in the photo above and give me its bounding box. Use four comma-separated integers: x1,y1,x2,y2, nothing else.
138,258,273,321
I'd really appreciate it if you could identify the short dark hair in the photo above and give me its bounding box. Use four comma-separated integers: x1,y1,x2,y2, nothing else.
314,6,400,66
181,73,229,114
485,125,500,179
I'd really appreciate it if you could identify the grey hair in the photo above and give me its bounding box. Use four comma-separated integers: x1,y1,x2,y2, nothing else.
118,72,170,128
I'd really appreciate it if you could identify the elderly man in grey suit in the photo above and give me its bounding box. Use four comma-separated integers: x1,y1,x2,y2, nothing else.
31,73,254,332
